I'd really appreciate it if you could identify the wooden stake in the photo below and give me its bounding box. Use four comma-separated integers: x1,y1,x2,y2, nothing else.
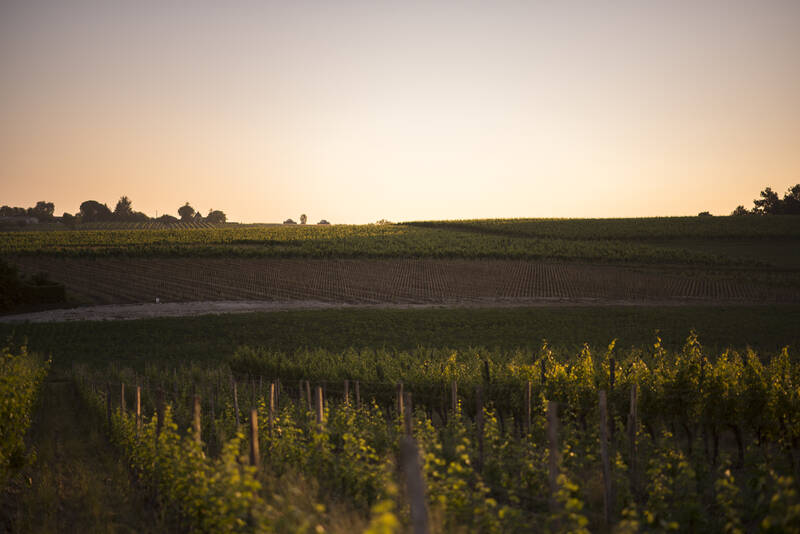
525,380,532,436
192,395,202,444
547,401,560,514
315,386,324,425
249,408,260,467
120,382,126,415
397,383,404,421
476,386,484,472
305,380,312,412
400,436,430,534
136,385,142,432
232,380,240,427
599,390,613,526
355,381,360,409
344,379,350,405
106,382,111,428
451,380,458,416
268,382,275,437
156,388,165,440
628,383,638,499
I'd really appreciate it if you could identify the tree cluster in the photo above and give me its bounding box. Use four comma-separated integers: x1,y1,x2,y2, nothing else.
732,184,800,215
0,201,55,221
1,197,228,226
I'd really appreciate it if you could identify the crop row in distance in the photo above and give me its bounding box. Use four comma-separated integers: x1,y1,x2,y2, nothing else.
10,257,795,306
2,221,795,265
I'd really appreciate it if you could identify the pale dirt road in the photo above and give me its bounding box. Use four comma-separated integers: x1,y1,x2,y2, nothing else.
0,297,765,323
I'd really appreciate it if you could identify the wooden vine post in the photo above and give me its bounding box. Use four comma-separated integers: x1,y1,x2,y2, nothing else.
305,380,313,412
628,383,639,499
476,386,484,472
136,385,142,433
599,390,614,526
344,379,350,405
547,400,560,514
355,381,361,409
315,386,324,425
525,380,532,436
249,408,260,468
156,388,165,441
232,380,240,427
451,380,458,416
120,382,126,415
268,382,275,438
193,395,202,444
397,383,405,421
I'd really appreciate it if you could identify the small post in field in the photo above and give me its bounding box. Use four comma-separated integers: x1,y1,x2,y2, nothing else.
193,395,202,444
451,380,458,416
355,381,361,409
599,390,613,526
397,382,404,421
156,388,165,440
547,401,560,514
315,386,324,425
120,382,126,415
106,382,111,428
136,385,142,432
344,379,350,405
305,380,312,412
249,408,260,468
628,383,639,498
268,382,275,437
476,386,484,472
232,380,240,427
525,380,532,436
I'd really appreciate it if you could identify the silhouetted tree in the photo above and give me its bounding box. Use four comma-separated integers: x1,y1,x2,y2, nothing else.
731,205,750,216
178,202,195,221
156,214,179,224
283,218,297,225
207,210,227,224
318,219,330,225
753,187,782,215
300,214,307,224
114,196,134,219
28,201,55,221
785,184,800,215
79,200,113,222
61,212,76,228
697,211,712,217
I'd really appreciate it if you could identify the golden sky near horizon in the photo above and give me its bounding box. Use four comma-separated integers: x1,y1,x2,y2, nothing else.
1,1,799,223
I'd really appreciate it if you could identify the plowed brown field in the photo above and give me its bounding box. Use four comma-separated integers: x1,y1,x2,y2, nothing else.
11,257,799,306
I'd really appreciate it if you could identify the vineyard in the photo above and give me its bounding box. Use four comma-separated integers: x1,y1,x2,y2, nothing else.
0,222,788,265
67,333,800,532
9,257,798,306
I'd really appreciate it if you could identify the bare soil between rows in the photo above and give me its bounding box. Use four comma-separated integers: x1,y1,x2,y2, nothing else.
5,257,798,323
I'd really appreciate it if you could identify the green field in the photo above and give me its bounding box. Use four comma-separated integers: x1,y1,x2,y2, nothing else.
4,216,800,267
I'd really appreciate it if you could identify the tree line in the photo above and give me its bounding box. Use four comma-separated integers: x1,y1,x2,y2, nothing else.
0,197,226,226
731,184,800,215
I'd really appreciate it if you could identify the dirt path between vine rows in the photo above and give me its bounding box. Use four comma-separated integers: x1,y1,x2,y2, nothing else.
0,296,773,324
0,381,171,533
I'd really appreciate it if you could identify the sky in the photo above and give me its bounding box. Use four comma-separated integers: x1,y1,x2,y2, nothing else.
1,1,799,223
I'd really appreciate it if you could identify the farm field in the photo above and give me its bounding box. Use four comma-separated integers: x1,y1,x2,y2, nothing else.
3,218,800,533
8,257,800,308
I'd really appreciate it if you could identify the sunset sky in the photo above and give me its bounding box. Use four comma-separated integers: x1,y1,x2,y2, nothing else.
2,1,799,223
